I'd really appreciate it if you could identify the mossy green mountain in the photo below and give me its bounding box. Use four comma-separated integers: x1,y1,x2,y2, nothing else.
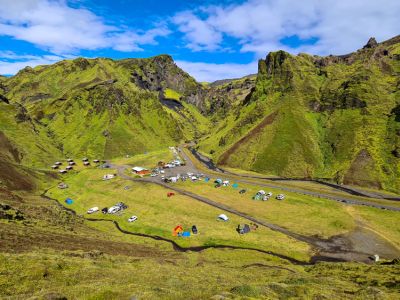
198,35,400,193
1,36,400,192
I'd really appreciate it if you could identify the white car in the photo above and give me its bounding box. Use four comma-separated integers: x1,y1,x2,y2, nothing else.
108,206,120,214
276,194,285,200
128,215,138,222
87,207,99,214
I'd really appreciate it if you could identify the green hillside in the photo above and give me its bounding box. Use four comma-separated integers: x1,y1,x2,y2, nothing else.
198,36,400,193
1,56,210,165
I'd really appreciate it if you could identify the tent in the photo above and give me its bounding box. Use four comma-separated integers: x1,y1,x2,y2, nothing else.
232,183,239,189
239,189,246,194
217,214,229,221
65,198,73,205
214,179,223,184
222,180,230,186
167,192,175,197
173,225,183,236
182,231,191,237
237,224,251,234
204,177,210,182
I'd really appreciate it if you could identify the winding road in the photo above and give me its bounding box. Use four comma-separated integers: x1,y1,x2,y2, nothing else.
186,148,400,212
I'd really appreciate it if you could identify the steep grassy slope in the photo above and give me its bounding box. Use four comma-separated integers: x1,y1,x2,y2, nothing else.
2,56,209,163
199,36,400,192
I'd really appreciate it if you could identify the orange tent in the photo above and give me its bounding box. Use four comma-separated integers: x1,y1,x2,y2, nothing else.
173,225,183,236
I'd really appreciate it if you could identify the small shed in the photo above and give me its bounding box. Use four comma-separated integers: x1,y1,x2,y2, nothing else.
132,167,150,175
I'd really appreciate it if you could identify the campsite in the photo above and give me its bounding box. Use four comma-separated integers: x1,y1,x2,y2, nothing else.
44,146,400,264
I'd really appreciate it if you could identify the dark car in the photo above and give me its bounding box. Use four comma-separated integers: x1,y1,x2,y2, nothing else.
239,189,247,194
101,207,108,214
192,225,198,234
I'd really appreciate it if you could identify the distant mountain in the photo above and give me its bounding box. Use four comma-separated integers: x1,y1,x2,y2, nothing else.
198,35,400,192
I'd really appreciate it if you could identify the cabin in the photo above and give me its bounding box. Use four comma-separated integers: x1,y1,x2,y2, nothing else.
132,167,150,175
59,169,67,174
83,161,90,166
66,166,73,170
68,161,76,166
93,159,100,163
51,165,59,169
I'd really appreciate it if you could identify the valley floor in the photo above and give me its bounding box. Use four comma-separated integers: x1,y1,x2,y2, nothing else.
1,146,400,299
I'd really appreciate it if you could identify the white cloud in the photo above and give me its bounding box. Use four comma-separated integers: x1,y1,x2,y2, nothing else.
173,11,223,51
0,0,170,54
0,51,67,75
176,60,257,82
175,0,400,56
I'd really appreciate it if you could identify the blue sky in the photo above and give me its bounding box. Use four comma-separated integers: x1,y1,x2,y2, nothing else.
0,0,399,81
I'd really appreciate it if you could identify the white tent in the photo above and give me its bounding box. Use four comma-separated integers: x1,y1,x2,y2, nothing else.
257,190,266,195
103,174,115,180
217,214,229,221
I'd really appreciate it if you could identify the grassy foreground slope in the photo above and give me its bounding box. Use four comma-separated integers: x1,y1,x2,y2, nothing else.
198,36,400,192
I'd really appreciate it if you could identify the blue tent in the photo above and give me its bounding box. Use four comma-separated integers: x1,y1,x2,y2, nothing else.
65,198,74,205
204,177,210,182
232,183,239,189
182,231,191,237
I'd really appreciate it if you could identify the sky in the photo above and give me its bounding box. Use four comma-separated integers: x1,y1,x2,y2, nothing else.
0,0,399,82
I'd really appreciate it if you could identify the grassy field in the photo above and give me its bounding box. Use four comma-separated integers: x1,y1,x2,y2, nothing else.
111,148,175,168
46,167,311,261
174,179,355,238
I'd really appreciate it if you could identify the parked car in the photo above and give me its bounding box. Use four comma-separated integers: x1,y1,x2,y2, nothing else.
128,215,138,222
276,194,285,200
87,207,99,214
116,202,128,210
108,206,120,214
